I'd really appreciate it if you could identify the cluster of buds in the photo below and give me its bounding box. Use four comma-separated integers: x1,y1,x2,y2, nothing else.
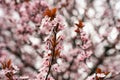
74,20,93,61
37,7,64,80
0,59,19,80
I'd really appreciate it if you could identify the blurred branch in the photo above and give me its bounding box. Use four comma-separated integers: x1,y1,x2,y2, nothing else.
6,47,38,72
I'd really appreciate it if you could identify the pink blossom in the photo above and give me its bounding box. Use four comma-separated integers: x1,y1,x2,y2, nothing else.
52,64,61,72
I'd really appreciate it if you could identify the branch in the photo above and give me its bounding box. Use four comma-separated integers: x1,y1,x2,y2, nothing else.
45,24,59,80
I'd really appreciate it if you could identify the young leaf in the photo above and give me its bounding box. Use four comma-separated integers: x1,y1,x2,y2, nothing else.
75,20,84,29
44,8,57,20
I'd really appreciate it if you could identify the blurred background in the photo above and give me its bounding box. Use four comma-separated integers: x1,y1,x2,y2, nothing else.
0,0,120,80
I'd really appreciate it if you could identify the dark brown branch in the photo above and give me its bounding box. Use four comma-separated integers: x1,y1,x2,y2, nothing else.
45,24,59,80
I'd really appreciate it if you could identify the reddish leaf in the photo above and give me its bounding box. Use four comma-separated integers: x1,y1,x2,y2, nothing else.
96,68,102,74
1,62,6,69
44,8,57,20
95,75,99,80
75,20,84,29
44,8,51,16
7,59,11,69
24,0,30,2
55,49,60,57
5,72,13,80
75,28,80,33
